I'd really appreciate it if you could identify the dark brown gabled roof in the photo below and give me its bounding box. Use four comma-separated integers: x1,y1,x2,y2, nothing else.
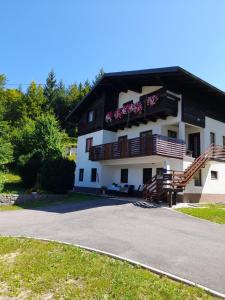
67,66,225,121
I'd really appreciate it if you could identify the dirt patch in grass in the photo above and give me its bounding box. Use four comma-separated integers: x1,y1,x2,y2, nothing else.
0,251,20,264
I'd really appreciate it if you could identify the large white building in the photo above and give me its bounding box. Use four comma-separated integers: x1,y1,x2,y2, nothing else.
68,67,225,203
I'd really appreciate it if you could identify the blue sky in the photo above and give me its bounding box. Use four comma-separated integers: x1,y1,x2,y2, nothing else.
1,0,225,90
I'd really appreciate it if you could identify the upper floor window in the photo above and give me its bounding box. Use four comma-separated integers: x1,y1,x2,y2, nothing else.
86,137,93,152
168,130,177,139
140,130,152,139
223,136,225,148
123,100,133,106
210,132,215,144
87,110,94,123
118,135,127,142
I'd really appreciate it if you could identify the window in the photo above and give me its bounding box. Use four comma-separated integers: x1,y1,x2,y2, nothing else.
211,171,218,180
210,132,215,144
123,100,133,106
121,169,128,183
87,110,94,123
91,168,97,182
86,137,93,152
168,130,177,139
156,168,164,175
223,136,225,148
140,131,152,154
156,168,164,179
143,168,152,184
140,130,152,139
79,169,84,182
194,170,202,186
118,136,127,155
118,135,127,142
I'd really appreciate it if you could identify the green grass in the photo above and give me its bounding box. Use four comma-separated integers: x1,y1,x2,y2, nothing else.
0,172,25,194
177,204,225,224
0,193,96,211
0,237,216,299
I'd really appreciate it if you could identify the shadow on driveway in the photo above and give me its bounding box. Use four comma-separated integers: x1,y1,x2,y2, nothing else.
23,197,131,214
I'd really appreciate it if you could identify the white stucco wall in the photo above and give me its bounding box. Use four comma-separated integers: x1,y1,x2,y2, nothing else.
185,161,225,195
75,130,105,188
204,117,225,147
116,116,180,139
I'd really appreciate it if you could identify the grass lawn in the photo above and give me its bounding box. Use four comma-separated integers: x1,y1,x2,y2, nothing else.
177,203,225,224
0,193,96,211
0,237,216,299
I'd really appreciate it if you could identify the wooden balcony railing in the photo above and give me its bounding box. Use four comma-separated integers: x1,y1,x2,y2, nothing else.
89,134,186,161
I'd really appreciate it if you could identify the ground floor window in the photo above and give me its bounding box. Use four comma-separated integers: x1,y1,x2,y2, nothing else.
120,169,128,183
79,169,84,182
210,132,215,144
156,168,164,175
223,136,225,148
194,170,202,186
211,170,218,180
91,168,97,182
143,168,152,184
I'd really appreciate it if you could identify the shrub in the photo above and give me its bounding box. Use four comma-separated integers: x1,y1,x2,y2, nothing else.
18,152,43,189
0,172,5,192
41,158,75,194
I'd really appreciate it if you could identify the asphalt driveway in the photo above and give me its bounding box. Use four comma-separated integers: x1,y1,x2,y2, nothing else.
0,198,225,295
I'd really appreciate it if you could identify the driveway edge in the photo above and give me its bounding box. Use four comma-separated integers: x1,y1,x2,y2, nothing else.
2,235,224,299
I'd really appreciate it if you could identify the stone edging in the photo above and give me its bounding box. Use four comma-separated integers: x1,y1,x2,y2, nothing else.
0,193,65,206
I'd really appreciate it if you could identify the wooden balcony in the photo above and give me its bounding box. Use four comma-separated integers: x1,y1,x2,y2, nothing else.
105,90,179,131
89,134,186,161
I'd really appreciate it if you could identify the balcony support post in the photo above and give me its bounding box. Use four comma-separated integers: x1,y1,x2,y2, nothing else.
178,122,185,141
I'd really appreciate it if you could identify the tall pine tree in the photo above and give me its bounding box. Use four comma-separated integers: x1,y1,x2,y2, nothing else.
44,70,57,109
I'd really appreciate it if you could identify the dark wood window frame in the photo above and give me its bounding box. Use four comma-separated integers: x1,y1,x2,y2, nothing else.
156,168,164,175
143,168,152,184
91,168,97,182
86,137,93,152
120,169,128,183
210,132,215,145
87,110,94,123
140,130,152,138
194,170,202,186
118,135,128,142
168,130,177,139
118,136,128,156
123,100,133,106
79,168,84,182
211,170,218,180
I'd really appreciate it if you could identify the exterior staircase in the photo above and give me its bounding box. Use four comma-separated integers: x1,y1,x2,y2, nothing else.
143,144,225,206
